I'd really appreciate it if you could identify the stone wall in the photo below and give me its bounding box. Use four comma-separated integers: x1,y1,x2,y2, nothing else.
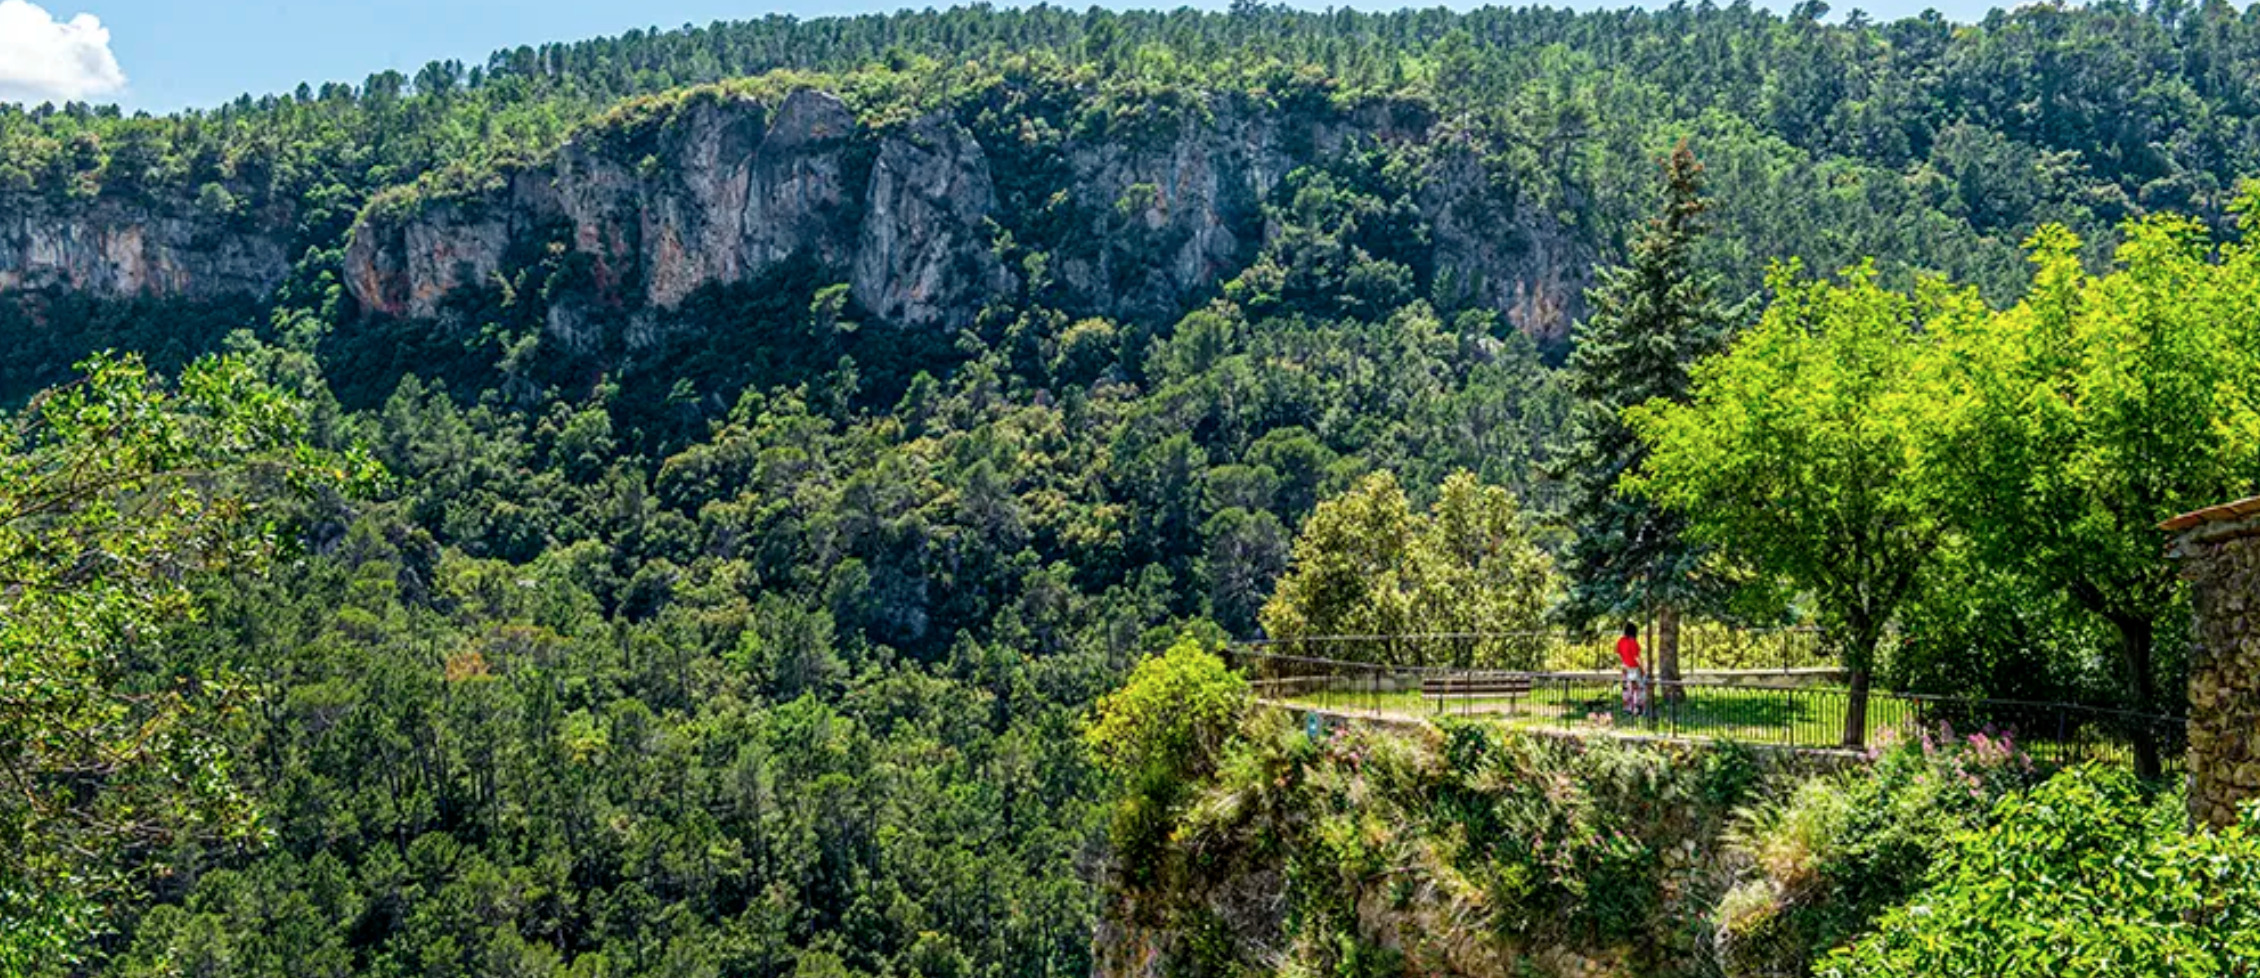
2170,507,2260,829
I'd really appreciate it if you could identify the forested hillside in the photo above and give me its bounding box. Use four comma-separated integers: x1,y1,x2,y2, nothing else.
4,2,2260,976
11,0,2260,411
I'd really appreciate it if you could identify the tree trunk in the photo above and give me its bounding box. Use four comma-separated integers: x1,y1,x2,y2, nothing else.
2112,614,2163,781
1657,603,1684,704
1842,666,1871,749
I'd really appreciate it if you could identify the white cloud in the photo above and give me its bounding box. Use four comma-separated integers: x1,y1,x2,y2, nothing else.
0,0,125,104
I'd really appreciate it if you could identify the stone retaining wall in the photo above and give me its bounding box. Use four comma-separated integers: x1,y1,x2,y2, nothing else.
2168,502,2260,829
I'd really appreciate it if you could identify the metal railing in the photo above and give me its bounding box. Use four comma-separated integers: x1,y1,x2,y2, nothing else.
1226,646,2185,769
1242,626,1834,675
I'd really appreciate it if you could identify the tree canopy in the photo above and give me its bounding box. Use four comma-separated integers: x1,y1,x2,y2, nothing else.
1260,470,1555,668
0,352,365,971
6,4,2260,974
1558,142,1738,627
1628,262,1953,743
1929,213,2260,774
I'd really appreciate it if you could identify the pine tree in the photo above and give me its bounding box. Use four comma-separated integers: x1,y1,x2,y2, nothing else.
1555,142,1739,694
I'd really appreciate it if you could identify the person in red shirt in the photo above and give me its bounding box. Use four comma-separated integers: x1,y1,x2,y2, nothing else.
1616,621,1646,715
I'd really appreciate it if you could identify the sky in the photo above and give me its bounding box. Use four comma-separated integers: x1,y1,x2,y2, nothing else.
4,0,2004,114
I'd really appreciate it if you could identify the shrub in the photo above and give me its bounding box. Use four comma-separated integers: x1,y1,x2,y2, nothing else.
1086,636,1249,786
1820,768,2260,977
1712,724,2043,976
1085,636,1249,888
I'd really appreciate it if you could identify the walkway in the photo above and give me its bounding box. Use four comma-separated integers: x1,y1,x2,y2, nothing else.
1229,645,2182,767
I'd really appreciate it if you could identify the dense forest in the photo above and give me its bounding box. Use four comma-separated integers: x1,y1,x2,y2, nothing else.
13,0,2260,406
5,2,2260,976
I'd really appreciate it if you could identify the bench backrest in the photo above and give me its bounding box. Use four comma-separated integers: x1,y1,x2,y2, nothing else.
1421,674,1535,694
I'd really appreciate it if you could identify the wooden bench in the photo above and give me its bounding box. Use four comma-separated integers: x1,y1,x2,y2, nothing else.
1421,673,1535,699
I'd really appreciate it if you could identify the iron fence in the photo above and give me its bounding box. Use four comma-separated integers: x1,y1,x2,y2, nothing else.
1243,627,1834,675
1225,646,2185,771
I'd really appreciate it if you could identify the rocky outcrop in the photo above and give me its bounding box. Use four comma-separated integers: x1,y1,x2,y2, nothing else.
1424,143,1590,344
1058,101,1284,322
0,195,290,300
337,86,1592,340
551,88,861,311
348,88,998,331
744,90,862,275
343,174,557,319
1051,97,1496,326
346,89,863,322
852,112,1010,328
0,86,1595,344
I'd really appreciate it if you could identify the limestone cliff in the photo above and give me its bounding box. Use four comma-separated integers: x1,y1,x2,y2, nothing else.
1057,100,1286,322
0,194,290,300
337,87,1594,341
851,111,1011,328
342,172,556,321
0,86,1595,344
343,89,862,322
1423,143,1588,342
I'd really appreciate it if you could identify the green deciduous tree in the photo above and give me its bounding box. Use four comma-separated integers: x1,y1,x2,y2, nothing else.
1084,636,1248,889
1556,142,1739,691
1260,470,1554,668
0,353,366,971
1629,264,1955,746
1929,213,2260,777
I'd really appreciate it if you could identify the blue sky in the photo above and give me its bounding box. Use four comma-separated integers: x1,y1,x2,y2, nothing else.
5,0,1999,114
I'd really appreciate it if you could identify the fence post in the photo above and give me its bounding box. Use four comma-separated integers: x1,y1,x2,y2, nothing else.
2055,706,2067,766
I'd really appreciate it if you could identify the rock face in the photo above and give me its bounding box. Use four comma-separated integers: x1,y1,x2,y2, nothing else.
1423,144,1587,343
1,86,1595,344
0,195,290,300
2168,500,2260,829
345,89,866,323
339,87,1594,340
349,89,1017,333
1058,101,1286,322
555,88,862,312
744,90,861,274
851,112,1010,328
343,177,555,320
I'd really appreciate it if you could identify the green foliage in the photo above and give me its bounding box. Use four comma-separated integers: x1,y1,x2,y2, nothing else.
1927,208,2260,772
1556,142,1739,630
1260,470,1554,667
1628,262,1950,743
1638,198,2260,763
0,294,267,405
1820,769,2260,977
1888,541,2111,702
11,6,2260,974
1714,726,2043,976
1085,637,1248,889
0,352,366,970
1087,637,1249,786
11,328,1184,975
1122,704,2251,978
1154,718,1771,976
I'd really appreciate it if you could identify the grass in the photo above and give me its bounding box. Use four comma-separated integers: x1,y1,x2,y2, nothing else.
1255,672,2166,767
1262,677,1923,749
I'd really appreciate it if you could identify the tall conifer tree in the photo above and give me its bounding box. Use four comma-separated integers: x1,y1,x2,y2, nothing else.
1556,143,1737,691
